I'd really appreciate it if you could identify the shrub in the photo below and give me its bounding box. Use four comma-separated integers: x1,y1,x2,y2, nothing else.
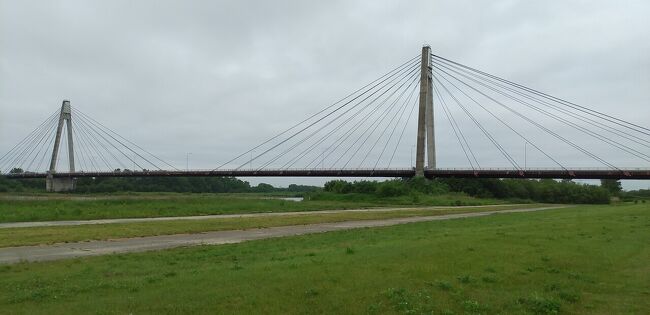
518,294,561,315
375,180,405,197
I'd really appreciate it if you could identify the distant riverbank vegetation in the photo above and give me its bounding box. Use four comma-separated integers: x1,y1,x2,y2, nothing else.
0,175,318,194
1,172,644,204
318,177,614,204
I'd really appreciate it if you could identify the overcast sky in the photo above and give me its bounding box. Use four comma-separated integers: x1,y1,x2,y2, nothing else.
1,0,649,189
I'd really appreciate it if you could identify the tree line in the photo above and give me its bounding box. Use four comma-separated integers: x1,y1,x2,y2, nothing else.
1,168,644,205
0,175,318,194
323,177,620,204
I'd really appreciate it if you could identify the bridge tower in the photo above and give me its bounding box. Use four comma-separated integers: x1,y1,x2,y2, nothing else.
46,100,76,192
415,45,435,176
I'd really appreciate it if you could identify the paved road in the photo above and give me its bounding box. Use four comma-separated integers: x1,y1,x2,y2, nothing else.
0,204,530,229
0,206,565,264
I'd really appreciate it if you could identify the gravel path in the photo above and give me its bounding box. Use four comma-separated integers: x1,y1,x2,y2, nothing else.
0,205,566,264
0,204,530,229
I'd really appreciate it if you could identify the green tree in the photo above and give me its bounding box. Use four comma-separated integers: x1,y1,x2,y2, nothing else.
600,179,622,196
252,183,275,193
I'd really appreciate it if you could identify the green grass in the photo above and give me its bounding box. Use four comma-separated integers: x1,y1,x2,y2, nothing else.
0,192,507,223
1,203,648,314
0,204,543,247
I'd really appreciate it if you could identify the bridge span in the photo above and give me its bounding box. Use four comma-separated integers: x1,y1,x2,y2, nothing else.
6,168,650,180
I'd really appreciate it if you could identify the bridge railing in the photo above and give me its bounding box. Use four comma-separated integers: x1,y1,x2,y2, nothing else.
3,166,650,177
434,167,650,171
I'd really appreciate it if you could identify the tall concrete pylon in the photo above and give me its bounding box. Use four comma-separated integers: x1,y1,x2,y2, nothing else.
415,46,435,176
46,100,76,192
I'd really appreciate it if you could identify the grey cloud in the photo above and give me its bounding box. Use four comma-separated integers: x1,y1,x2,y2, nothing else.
1,0,648,189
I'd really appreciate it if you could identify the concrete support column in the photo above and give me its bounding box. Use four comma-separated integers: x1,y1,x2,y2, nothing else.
425,57,435,170
46,175,76,192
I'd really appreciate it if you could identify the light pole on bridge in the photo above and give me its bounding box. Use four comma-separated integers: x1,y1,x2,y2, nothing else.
524,142,527,170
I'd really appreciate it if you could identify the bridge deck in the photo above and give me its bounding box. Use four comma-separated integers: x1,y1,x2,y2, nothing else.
4,169,650,179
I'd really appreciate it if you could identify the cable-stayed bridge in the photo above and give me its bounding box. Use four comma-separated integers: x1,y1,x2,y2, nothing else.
2,46,649,191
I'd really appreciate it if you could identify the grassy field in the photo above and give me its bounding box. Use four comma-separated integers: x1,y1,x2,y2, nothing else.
0,192,507,222
0,204,544,248
0,203,647,314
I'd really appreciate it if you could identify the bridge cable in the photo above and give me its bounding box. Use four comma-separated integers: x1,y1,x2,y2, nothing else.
433,63,614,170
72,119,100,172
433,65,575,170
2,112,59,173
73,117,113,171
34,120,60,172
432,78,479,170
250,60,421,170
343,76,419,169
215,55,420,170
363,77,420,169
302,68,419,170
74,113,129,170
432,72,523,170
372,77,421,170
432,60,650,162
73,113,128,170
74,110,149,171
250,60,419,170
387,89,419,168
298,68,420,170
0,110,59,168
331,69,421,169
24,117,59,172
24,115,62,171
3,114,54,172
431,54,650,136
70,122,91,172
73,109,176,171
432,56,650,148
73,109,162,170
0,111,57,172
74,110,162,171
280,63,421,169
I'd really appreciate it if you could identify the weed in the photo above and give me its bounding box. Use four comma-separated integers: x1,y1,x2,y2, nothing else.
462,299,485,313
384,287,435,314
366,302,382,313
230,264,243,271
544,283,560,292
163,271,177,277
434,280,453,291
457,275,472,284
558,291,580,303
345,247,355,255
481,275,497,283
546,268,560,274
518,294,561,315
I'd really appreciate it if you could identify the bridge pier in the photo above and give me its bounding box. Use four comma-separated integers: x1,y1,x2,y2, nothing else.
46,175,76,192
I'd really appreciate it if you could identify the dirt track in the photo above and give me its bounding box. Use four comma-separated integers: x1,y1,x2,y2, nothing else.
0,206,566,264
0,204,530,229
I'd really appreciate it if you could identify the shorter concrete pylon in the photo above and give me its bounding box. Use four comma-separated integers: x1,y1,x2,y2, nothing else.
46,100,76,192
